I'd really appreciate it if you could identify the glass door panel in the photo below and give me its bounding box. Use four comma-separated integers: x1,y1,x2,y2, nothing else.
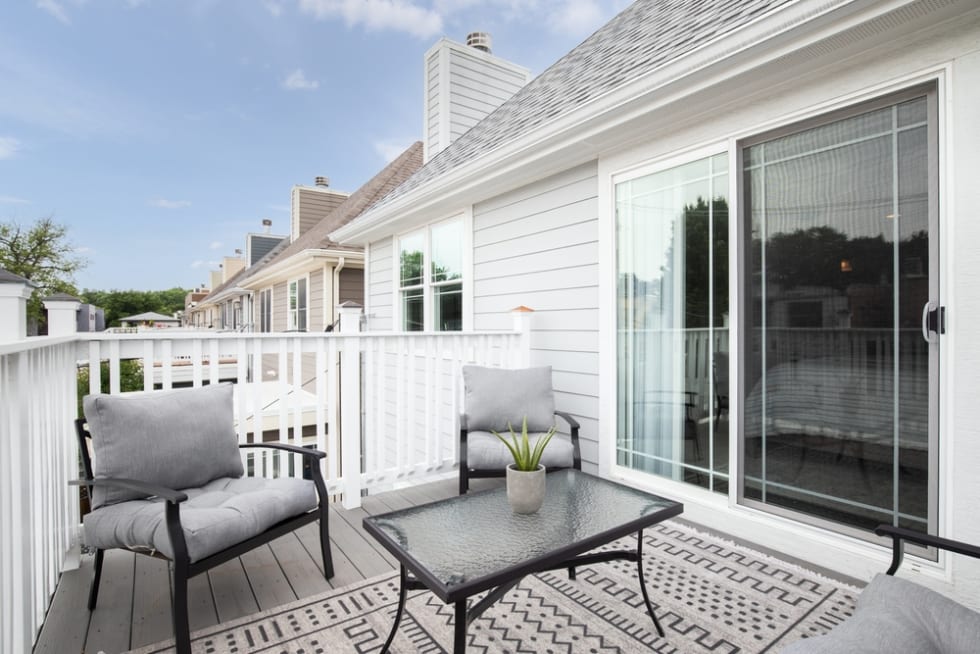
616,153,729,492
741,91,936,533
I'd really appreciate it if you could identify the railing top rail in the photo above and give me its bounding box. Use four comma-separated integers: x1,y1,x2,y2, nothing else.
0,334,81,356
76,329,521,342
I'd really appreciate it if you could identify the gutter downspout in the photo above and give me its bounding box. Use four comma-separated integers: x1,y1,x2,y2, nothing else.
333,256,345,324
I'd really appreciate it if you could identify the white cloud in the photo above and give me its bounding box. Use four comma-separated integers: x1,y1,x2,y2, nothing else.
36,0,71,24
373,139,412,163
0,195,29,204
298,0,443,40
0,137,21,160
262,0,284,16
190,259,220,269
282,69,319,91
149,198,191,209
74,245,93,254
209,240,223,250
549,0,604,35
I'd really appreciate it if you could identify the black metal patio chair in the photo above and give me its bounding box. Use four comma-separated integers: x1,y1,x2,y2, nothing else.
72,383,333,654
458,364,581,494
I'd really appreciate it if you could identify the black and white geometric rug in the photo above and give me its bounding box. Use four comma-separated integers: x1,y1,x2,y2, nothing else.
128,521,860,654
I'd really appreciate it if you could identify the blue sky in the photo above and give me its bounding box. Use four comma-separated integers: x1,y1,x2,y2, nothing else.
0,0,626,291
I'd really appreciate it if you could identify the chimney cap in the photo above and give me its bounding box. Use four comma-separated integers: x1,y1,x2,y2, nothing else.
315,176,330,187
466,32,492,54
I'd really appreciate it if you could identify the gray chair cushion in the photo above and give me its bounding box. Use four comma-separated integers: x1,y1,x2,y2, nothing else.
83,476,317,563
83,384,244,509
466,430,575,470
463,365,555,433
780,573,980,653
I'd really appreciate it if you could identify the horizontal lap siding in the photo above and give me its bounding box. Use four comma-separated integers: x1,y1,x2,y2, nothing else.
472,161,600,470
339,268,364,305
309,268,324,332
273,282,288,332
367,237,394,331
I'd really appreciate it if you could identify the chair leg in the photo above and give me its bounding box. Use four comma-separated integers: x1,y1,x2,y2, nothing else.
172,559,191,654
319,513,334,579
87,548,104,610
459,467,469,495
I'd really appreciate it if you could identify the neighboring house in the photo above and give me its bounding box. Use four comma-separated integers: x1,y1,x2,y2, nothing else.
118,311,181,328
182,287,210,327
332,0,980,605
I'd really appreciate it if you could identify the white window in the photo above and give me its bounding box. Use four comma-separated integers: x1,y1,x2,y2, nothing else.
259,288,273,333
288,277,308,331
398,217,464,331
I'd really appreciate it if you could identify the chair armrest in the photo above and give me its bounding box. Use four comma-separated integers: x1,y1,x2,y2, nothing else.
70,478,188,504
875,524,980,575
554,410,582,470
554,410,579,431
239,443,326,459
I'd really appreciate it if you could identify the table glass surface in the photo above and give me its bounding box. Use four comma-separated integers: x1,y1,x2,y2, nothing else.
364,470,680,591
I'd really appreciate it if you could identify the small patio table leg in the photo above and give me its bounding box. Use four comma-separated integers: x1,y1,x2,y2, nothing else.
636,529,665,637
454,600,468,653
380,565,409,653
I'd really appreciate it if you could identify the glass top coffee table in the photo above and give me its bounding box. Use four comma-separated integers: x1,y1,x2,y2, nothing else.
363,469,683,653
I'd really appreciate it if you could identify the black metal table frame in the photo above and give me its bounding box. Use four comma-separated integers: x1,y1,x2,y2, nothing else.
364,484,683,653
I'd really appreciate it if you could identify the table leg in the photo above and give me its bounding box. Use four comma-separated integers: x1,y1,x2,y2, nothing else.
454,600,468,653
380,565,409,653
636,528,666,637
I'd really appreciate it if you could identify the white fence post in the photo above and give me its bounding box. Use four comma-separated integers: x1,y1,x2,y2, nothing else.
338,302,363,509
511,305,534,367
0,270,36,342
42,294,81,337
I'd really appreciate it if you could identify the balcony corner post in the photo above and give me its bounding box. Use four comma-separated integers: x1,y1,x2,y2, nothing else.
510,305,534,368
337,301,363,509
0,269,37,342
43,294,82,337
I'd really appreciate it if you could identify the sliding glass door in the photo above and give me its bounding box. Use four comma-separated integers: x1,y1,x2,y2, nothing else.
740,87,938,534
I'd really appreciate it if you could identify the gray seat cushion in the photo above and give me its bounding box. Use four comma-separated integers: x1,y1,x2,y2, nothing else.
83,476,316,563
83,384,244,509
463,365,555,433
466,430,575,470
780,573,980,653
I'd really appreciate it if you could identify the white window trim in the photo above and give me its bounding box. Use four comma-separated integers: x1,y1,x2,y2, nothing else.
287,274,310,332
392,209,472,332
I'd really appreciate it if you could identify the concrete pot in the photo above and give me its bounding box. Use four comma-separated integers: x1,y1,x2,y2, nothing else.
506,464,546,514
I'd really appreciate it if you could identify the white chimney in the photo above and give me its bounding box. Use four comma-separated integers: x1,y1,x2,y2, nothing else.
422,32,530,163
315,176,330,188
262,218,272,234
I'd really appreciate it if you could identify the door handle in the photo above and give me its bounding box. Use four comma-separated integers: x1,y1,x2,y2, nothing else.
921,302,945,342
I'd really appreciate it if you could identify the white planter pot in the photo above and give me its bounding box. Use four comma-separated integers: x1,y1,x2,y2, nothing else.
506,464,546,514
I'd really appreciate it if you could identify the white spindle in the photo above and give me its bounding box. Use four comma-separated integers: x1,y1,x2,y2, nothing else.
108,339,121,395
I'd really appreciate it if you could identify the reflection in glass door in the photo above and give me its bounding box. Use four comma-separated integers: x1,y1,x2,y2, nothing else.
616,153,730,493
741,88,938,534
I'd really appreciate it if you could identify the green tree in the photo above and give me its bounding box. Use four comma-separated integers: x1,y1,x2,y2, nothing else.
80,287,188,327
0,216,87,330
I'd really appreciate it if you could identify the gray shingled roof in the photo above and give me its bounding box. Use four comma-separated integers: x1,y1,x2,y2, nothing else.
364,0,793,212
235,141,423,285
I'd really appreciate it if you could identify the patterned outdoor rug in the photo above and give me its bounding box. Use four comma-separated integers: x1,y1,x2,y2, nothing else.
128,521,860,654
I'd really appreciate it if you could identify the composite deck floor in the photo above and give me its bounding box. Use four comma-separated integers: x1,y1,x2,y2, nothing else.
35,476,502,654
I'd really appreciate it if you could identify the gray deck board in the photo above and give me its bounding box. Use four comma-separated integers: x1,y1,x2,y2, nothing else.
83,549,136,654
34,478,468,653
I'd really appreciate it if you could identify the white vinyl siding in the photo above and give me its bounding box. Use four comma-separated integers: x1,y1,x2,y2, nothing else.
472,161,600,469
309,268,324,332
367,237,394,331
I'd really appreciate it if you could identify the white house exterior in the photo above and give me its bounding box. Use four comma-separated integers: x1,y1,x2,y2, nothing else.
332,0,980,608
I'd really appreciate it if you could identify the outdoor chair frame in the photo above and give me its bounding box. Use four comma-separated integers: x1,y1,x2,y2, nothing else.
72,418,334,654
458,411,582,494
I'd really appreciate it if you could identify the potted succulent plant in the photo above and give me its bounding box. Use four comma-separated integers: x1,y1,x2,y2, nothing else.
493,417,556,514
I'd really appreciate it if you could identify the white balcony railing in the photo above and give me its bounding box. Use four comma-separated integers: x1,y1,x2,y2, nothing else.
0,310,528,652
